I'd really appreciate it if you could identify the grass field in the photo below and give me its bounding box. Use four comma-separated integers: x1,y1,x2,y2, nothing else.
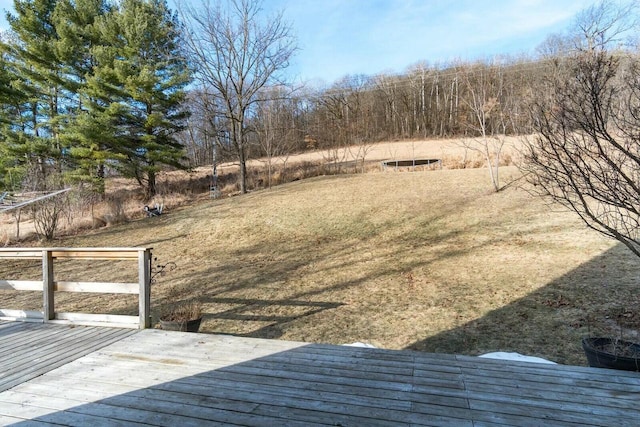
1,165,638,365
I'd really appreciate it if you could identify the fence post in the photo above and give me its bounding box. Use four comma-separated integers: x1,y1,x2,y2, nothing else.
42,250,54,321
138,249,151,329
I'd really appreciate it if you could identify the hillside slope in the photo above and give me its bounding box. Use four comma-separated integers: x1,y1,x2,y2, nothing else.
3,166,637,365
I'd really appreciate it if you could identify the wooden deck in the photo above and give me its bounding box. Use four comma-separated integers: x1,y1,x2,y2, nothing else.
0,321,136,394
0,323,639,426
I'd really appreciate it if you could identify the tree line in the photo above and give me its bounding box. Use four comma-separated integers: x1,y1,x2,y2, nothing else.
182,53,550,189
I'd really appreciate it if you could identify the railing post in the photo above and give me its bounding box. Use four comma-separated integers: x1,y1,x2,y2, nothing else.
138,249,151,329
42,250,54,322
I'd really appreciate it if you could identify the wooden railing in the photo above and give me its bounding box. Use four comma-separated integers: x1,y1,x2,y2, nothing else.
0,247,152,329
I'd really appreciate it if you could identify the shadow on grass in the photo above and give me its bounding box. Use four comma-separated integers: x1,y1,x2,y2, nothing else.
148,209,489,341
199,297,345,339
407,242,640,365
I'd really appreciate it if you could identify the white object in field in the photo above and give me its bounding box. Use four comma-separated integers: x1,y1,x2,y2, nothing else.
144,203,163,217
0,188,71,212
479,352,557,364
344,342,377,348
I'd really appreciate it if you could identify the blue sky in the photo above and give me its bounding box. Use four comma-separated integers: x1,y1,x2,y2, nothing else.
0,0,587,85
269,0,587,85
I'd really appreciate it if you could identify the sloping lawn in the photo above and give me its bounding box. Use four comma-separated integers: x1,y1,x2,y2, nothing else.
2,166,637,365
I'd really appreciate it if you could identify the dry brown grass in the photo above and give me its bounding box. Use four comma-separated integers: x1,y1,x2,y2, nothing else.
1,162,638,366
0,136,518,242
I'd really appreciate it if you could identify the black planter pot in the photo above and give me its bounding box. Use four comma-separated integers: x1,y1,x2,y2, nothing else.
159,317,202,332
582,337,640,371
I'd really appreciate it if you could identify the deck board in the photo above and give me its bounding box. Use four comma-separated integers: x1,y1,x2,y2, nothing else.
1,324,639,426
0,321,137,393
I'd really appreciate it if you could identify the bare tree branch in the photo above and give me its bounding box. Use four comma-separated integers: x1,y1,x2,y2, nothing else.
179,0,296,193
523,47,640,257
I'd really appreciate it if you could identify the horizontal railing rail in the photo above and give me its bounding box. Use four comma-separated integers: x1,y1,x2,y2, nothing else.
0,247,151,329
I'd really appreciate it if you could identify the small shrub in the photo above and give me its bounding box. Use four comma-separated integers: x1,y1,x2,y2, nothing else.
160,301,202,321
32,197,65,241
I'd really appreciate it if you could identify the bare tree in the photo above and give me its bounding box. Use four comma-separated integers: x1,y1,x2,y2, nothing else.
523,1,640,257
459,60,511,191
181,0,296,193
315,84,351,172
572,0,638,51
31,196,65,241
255,86,298,188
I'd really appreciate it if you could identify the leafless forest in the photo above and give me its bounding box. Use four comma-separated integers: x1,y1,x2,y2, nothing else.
183,57,540,168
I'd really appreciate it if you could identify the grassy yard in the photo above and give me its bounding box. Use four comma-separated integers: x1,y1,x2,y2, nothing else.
1,166,638,365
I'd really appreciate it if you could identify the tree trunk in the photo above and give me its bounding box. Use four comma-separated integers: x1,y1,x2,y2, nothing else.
146,170,157,199
238,144,247,194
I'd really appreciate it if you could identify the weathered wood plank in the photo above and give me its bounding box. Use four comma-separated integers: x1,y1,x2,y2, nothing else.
40,353,420,396
463,380,640,407
0,251,41,258
54,281,139,294
1,327,99,369
2,325,640,426
468,410,584,427
138,249,151,329
0,392,308,427
0,247,151,329
81,366,463,426
0,400,153,427
30,369,414,414
0,321,27,334
8,352,531,426
457,365,640,395
11,326,130,362
0,319,76,345
0,414,55,427
0,322,136,393
0,391,242,427
91,331,307,364
0,247,146,253
52,250,140,260
462,378,640,409
466,388,640,422
54,312,139,326
46,319,139,329
42,250,54,322
468,397,638,427
0,309,43,321
0,280,42,291
455,354,640,381
0,321,98,360
2,386,404,427
0,247,143,259
91,338,437,382
13,370,454,427
239,353,418,380
12,346,467,425
150,365,419,412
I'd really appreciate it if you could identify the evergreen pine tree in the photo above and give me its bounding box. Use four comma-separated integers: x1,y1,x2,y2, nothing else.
2,0,65,191
0,35,30,191
86,0,191,199
53,0,112,194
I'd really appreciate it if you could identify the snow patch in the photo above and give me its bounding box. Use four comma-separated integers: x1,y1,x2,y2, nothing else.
479,352,557,364
344,342,377,348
